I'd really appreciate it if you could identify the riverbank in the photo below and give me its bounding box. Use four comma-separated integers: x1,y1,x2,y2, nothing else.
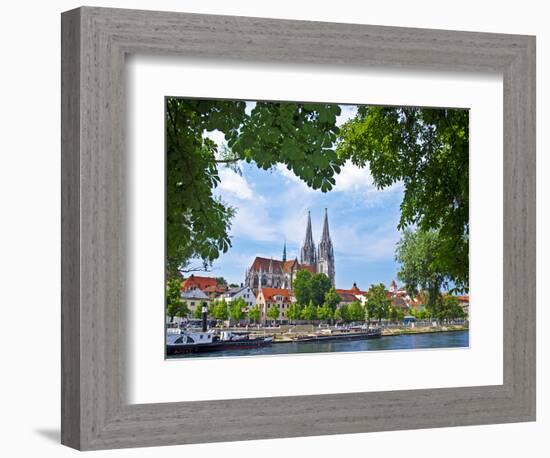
168,329,469,358
381,324,468,336
244,324,469,343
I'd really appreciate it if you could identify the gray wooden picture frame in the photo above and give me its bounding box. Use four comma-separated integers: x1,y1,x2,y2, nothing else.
61,6,536,451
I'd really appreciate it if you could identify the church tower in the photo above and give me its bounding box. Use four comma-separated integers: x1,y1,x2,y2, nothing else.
300,211,317,267
317,208,335,285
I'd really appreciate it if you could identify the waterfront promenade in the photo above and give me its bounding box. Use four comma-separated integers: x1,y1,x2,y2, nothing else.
185,322,469,343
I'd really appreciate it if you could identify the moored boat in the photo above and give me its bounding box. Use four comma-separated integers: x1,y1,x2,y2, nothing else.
166,330,273,355
292,327,381,343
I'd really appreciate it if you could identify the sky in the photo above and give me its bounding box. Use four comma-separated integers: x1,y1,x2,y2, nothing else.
202,103,405,290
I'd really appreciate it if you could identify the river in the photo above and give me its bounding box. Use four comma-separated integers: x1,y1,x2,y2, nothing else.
168,330,469,359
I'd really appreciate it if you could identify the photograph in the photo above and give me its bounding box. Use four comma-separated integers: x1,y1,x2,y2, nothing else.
164,98,470,358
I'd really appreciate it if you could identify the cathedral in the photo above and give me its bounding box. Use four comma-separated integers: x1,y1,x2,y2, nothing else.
244,209,336,292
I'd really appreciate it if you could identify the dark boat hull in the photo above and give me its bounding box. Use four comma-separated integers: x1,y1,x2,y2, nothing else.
293,330,382,343
167,338,272,356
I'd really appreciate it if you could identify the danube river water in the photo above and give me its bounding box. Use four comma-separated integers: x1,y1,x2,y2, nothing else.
169,330,469,359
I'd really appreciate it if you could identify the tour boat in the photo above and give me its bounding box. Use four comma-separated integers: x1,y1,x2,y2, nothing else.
166,329,273,355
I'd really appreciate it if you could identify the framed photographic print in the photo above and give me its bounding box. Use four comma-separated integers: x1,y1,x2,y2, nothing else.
61,6,536,450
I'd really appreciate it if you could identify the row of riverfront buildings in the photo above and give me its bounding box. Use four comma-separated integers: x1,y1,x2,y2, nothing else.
172,208,469,323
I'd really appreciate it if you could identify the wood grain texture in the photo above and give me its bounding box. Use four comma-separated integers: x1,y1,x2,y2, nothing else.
61,6,536,450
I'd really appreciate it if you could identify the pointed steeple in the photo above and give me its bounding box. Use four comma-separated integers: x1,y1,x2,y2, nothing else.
300,210,317,266
282,240,287,262
317,208,335,286
305,211,314,245
321,208,331,242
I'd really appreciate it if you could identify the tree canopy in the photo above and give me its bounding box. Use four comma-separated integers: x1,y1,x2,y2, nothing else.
292,270,332,306
166,100,469,299
166,99,343,279
337,106,469,289
395,229,455,309
366,283,391,324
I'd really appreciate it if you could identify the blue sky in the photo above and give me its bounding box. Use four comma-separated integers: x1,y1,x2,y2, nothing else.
204,103,405,290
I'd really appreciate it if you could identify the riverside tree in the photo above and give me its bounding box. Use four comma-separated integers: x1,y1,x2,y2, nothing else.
166,278,183,322
213,301,229,321
323,287,341,312
436,295,466,321
301,301,319,321
317,303,333,322
193,301,209,320
366,284,391,324
229,298,246,323
395,229,460,311
293,270,332,307
338,106,469,290
267,305,280,323
248,305,261,324
286,303,302,323
348,301,365,322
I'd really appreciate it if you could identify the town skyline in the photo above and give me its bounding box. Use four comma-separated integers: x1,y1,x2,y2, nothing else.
204,160,404,289
190,103,405,290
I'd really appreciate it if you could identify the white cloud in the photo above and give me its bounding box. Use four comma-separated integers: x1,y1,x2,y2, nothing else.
203,129,225,147
333,161,375,192
332,219,402,263
217,168,254,200
336,105,358,126
229,204,279,242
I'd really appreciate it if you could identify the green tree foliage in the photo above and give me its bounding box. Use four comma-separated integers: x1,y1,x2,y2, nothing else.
166,99,343,278
166,278,183,321
267,305,280,322
337,304,350,322
317,303,333,322
323,287,341,311
292,269,313,305
229,298,246,322
389,306,405,323
395,229,456,309
338,107,469,289
348,301,365,322
216,277,228,286
292,270,332,306
366,284,391,324
193,303,204,319
310,274,333,306
300,301,318,321
248,305,261,323
436,295,466,321
176,301,190,319
286,303,302,322
212,301,229,321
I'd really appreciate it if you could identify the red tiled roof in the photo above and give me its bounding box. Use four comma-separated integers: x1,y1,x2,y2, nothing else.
259,287,292,302
457,295,469,303
249,256,314,275
250,257,283,273
282,259,299,273
203,284,228,294
336,283,366,296
338,292,360,303
181,275,218,292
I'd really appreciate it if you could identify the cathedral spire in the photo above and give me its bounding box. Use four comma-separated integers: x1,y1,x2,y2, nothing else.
317,208,335,286
304,211,314,245
321,208,331,243
300,210,317,266
282,240,287,262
